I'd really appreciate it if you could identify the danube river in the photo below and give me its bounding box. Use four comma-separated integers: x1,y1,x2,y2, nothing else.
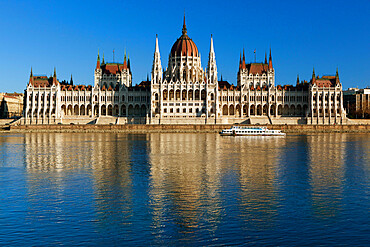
0,132,369,246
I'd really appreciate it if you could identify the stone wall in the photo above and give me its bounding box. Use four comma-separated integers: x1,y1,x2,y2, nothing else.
9,124,370,133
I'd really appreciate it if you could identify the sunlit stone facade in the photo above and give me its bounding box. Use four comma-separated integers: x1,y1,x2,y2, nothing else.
23,18,346,125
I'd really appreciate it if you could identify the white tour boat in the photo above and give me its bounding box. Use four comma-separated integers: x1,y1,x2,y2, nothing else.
220,126,286,136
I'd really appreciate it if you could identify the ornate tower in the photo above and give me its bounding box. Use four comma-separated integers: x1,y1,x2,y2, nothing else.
207,35,217,84
237,49,248,87
151,34,162,84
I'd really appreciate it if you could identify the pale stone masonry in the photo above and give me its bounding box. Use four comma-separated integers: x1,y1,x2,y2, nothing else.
23,17,347,125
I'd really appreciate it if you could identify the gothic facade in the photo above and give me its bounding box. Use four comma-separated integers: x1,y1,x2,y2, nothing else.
23,18,346,125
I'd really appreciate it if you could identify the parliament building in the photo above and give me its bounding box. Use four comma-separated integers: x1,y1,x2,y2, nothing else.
24,18,346,125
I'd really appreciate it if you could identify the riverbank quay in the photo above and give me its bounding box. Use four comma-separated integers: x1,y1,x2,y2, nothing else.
2,124,370,133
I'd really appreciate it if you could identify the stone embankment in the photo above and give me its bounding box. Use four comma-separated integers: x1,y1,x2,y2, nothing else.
3,124,370,133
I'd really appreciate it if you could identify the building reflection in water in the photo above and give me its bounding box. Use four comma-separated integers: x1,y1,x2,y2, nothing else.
148,133,223,243
232,136,286,230
307,134,346,220
20,131,363,244
23,133,136,238
147,133,288,241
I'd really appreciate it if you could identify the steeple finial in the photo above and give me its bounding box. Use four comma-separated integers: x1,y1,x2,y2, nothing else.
102,52,105,64
336,67,339,77
242,48,245,62
268,48,273,69
98,49,100,60
297,74,300,84
182,12,187,35
210,34,214,54
53,67,56,77
265,52,267,64
124,49,126,61
30,67,33,77
70,74,73,85
155,34,160,53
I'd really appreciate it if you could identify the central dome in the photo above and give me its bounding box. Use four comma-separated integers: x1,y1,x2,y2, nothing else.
170,17,199,57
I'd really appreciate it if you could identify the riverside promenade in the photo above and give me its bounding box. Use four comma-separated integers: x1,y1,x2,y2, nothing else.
3,123,370,133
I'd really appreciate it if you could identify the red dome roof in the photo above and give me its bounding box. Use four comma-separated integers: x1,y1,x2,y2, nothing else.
170,19,199,57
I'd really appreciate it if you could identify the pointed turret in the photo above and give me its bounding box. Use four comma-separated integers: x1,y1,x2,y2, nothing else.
102,53,105,64
239,53,242,69
96,50,101,69
123,50,127,69
265,52,267,64
312,67,316,84
127,53,131,71
297,74,300,85
151,34,162,84
207,34,217,84
70,74,74,85
53,67,58,85
182,13,187,35
241,48,246,69
268,48,273,70
28,67,34,85
335,67,340,85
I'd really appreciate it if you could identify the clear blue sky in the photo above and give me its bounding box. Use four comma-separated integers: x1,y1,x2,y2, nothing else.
0,0,369,92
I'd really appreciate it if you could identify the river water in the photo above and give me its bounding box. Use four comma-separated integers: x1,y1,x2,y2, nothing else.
0,132,369,246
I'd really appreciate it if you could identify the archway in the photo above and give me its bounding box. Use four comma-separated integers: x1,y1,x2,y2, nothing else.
121,105,127,116
134,105,140,116
236,104,241,117
243,104,248,116
222,105,228,115
80,105,85,115
257,105,262,115
113,105,119,116
108,105,113,116
101,105,107,115
128,105,134,116
141,105,146,117
229,105,235,115
250,105,255,115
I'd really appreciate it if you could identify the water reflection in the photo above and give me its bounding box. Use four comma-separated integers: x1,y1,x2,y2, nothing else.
8,132,368,245
308,134,346,219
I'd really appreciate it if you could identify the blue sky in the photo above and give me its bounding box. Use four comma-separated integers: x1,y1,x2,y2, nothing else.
0,0,369,92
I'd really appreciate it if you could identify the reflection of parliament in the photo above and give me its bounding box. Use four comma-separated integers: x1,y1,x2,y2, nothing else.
24,18,346,125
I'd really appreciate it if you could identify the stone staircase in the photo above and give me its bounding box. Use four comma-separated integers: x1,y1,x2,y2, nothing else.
95,116,118,125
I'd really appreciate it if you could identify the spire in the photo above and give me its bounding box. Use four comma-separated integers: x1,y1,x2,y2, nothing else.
297,74,300,85
53,67,57,85
335,67,340,85
102,53,105,64
312,67,316,83
96,50,101,69
241,48,246,69
182,12,187,35
124,49,127,62
29,67,34,85
155,34,160,53
268,48,273,69
265,52,267,64
70,74,73,85
239,53,242,69
127,53,131,70
210,34,214,54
